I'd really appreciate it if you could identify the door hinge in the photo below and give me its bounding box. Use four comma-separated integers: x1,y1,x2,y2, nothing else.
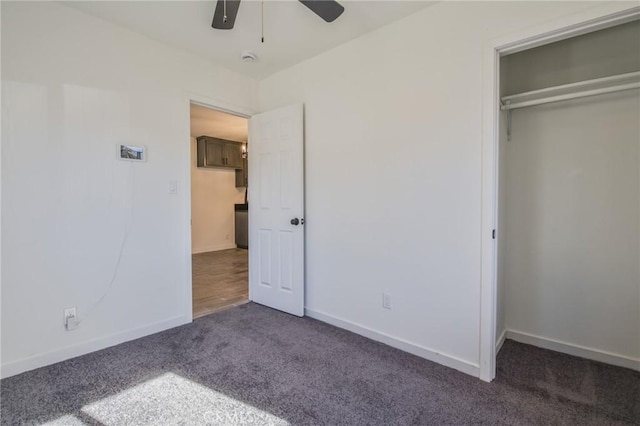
492,229,496,239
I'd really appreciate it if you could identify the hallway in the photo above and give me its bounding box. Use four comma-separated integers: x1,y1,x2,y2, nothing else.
192,249,248,318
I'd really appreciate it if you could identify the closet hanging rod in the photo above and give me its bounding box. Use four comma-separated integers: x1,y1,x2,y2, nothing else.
501,71,640,111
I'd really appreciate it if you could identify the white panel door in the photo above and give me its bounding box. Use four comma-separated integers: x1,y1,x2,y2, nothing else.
248,104,304,316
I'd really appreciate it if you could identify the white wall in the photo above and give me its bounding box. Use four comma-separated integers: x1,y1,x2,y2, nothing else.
1,1,257,377
190,138,245,254
258,1,633,375
502,91,639,364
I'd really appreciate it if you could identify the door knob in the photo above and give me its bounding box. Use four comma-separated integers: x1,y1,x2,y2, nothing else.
291,218,300,226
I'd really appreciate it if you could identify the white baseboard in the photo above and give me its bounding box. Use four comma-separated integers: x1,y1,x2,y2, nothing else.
506,329,640,371
496,329,507,354
1,315,190,379
305,308,479,377
192,243,237,254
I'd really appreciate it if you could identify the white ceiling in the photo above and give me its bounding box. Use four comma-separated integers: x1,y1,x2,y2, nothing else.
62,0,434,80
190,103,248,141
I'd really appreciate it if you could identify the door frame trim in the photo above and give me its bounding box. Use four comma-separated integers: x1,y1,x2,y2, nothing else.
479,4,640,382
184,92,253,322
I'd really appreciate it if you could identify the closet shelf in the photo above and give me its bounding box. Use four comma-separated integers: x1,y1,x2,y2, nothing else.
500,71,640,111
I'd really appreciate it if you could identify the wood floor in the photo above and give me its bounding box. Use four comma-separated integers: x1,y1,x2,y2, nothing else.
192,248,248,318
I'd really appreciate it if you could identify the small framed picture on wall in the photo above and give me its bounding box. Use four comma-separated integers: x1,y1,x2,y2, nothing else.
118,144,146,161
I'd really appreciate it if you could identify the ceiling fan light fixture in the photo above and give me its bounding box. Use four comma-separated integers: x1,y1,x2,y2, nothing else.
241,51,258,62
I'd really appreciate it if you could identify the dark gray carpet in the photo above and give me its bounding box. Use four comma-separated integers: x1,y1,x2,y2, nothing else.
1,303,638,425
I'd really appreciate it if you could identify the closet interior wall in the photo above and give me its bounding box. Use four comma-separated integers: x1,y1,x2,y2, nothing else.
497,20,640,367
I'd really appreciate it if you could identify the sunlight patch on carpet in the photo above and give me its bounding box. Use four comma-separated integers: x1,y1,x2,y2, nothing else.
80,372,288,425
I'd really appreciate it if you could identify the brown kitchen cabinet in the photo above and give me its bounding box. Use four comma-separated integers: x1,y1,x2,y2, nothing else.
196,136,244,169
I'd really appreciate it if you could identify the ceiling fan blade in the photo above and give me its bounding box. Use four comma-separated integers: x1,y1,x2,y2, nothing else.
212,0,241,30
299,0,344,23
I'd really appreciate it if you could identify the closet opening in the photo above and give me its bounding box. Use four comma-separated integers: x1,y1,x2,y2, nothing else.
495,19,639,374
189,103,250,318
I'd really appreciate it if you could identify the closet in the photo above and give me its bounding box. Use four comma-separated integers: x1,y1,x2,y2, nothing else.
496,20,640,369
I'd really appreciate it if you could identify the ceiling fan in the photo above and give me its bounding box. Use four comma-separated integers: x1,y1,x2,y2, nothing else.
212,0,345,30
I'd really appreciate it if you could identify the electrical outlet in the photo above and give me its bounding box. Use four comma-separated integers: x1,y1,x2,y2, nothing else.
64,307,78,331
382,292,392,309
226,234,230,240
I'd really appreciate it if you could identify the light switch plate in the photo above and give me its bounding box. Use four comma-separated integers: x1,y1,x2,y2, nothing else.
168,180,178,194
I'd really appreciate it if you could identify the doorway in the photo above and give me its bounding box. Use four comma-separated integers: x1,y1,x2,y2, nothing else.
189,103,250,318
480,6,640,382
490,17,639,377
